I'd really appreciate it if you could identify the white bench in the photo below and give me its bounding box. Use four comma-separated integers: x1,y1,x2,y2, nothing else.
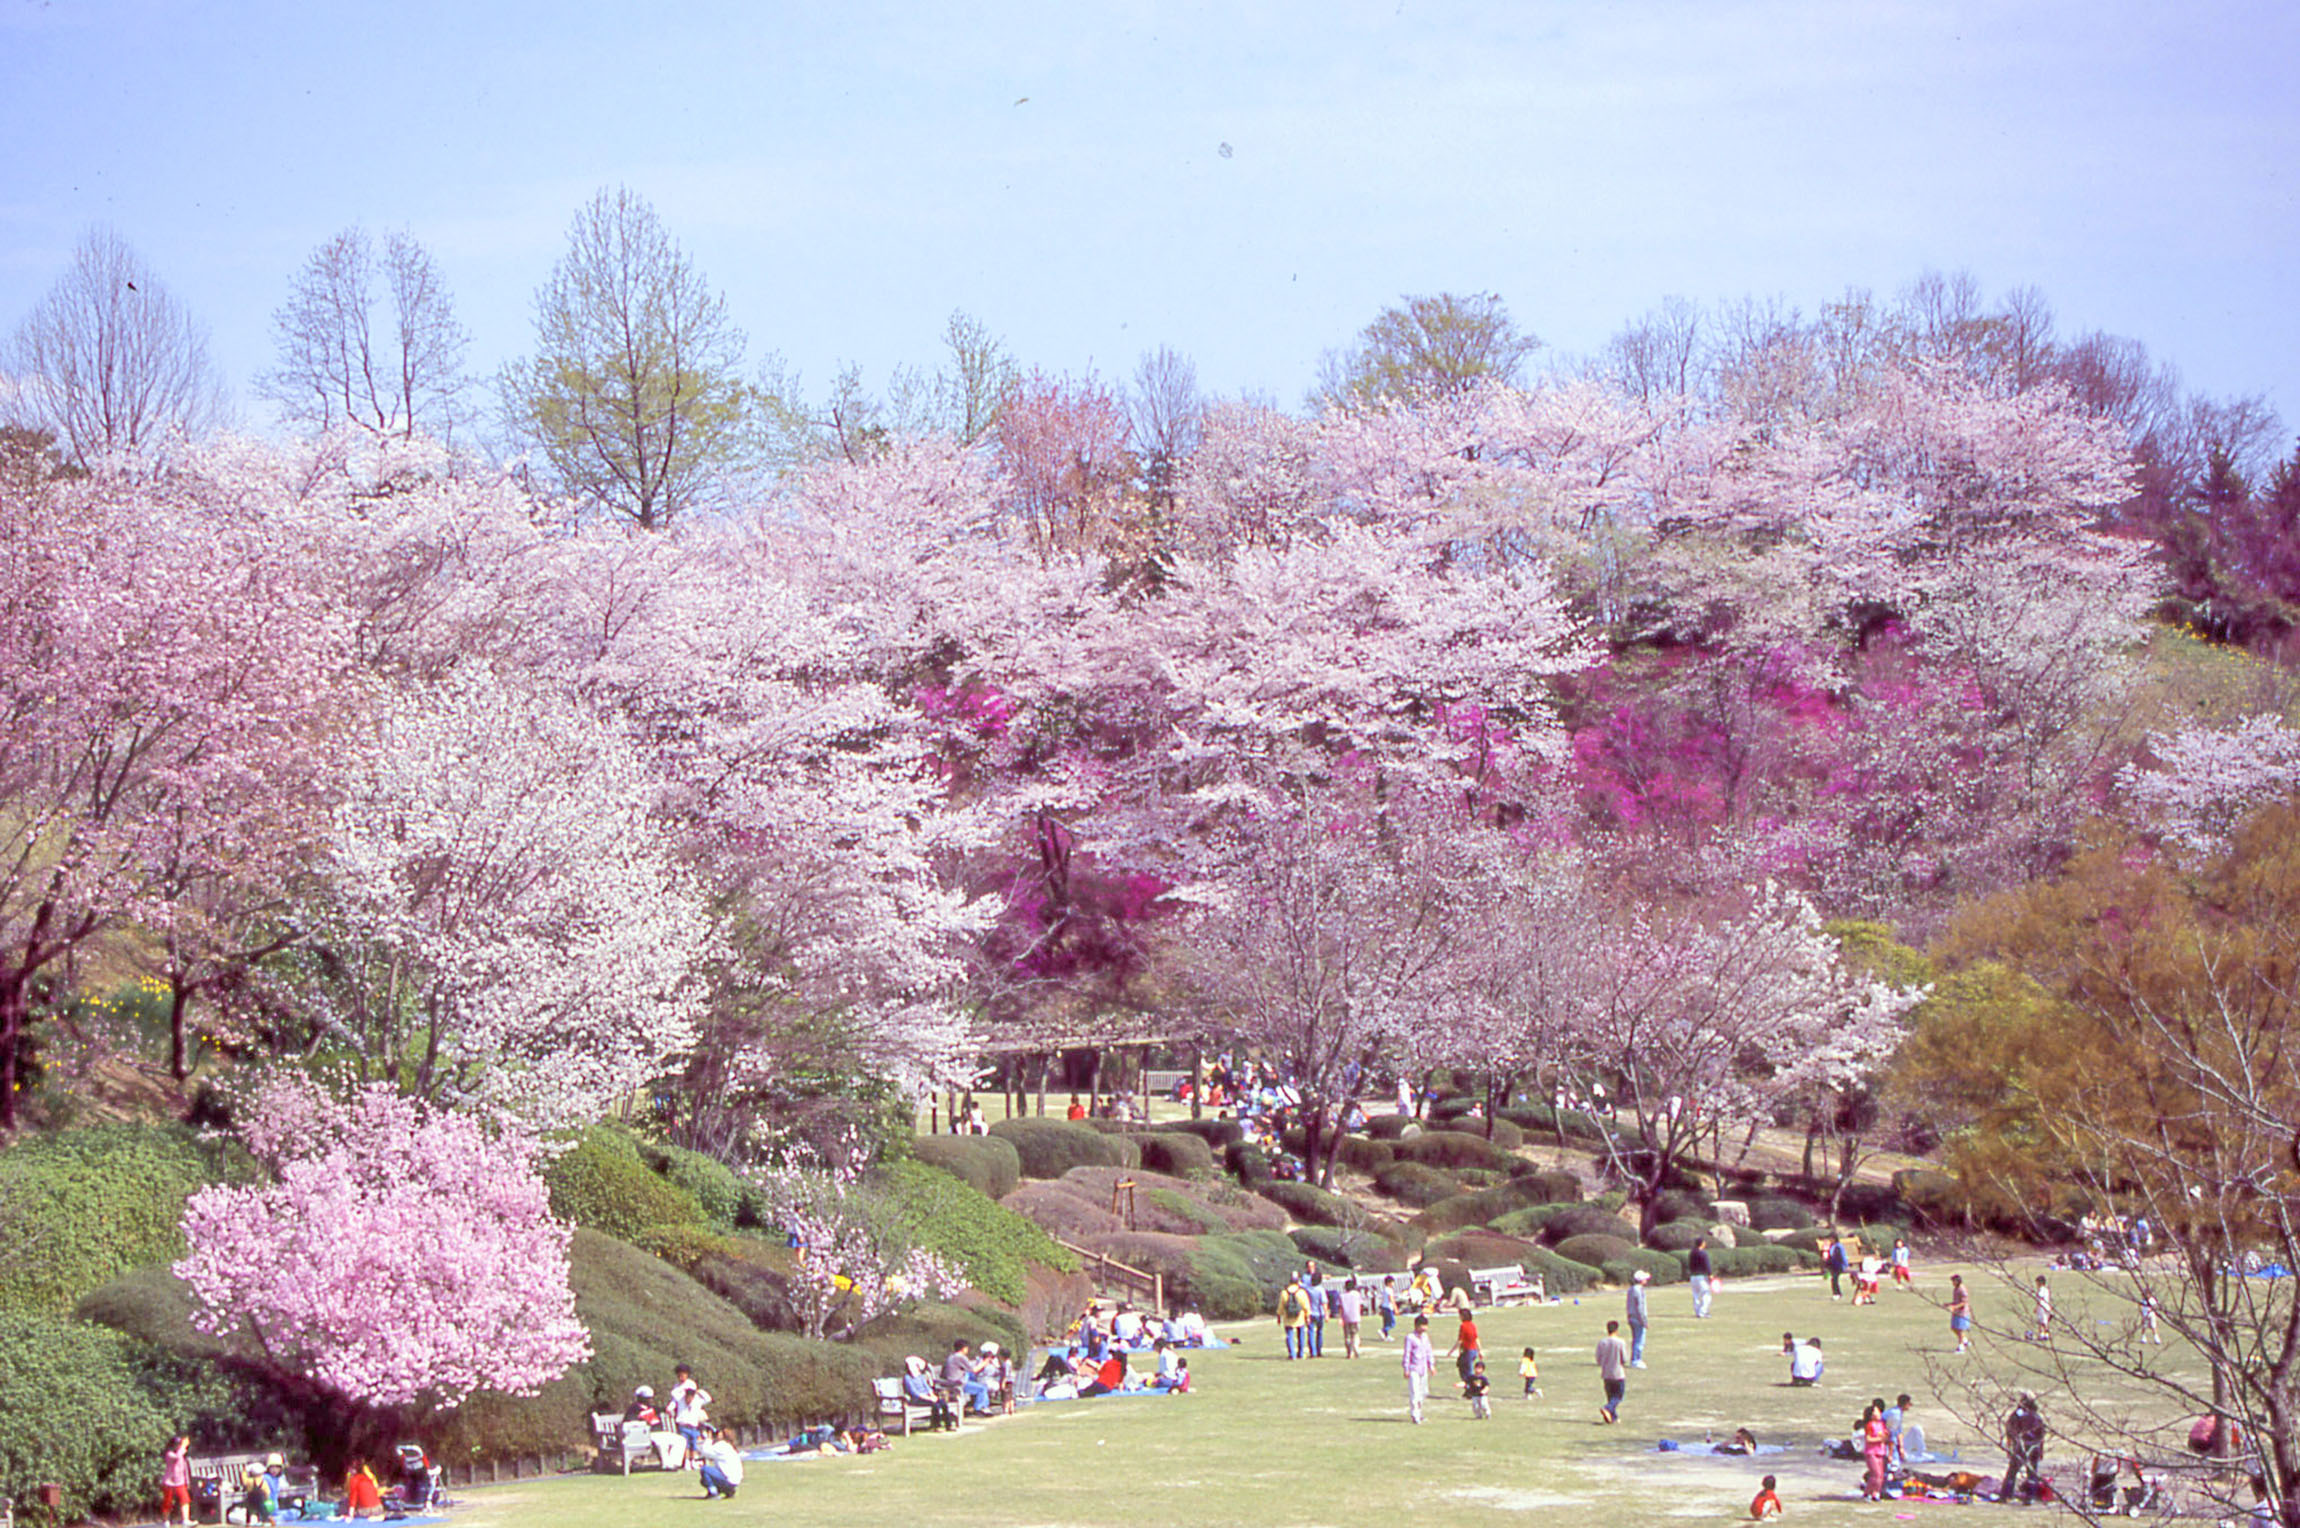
589,1413,683,1473
873,1376,945,1435
1469,1264,1545,1307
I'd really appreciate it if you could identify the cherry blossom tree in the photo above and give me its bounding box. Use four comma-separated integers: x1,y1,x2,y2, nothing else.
749,1159,962,1340
176,1077,587,1413
299,667,711,1126
2121,715,2300,857
1576,883,1924,1228
0,452,346,1126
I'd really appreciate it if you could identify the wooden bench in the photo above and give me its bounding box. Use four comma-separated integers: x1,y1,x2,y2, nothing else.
872,1377,947,1436
188,1454,267,1523
1469,1264,1545,1307
588,1414,682,1473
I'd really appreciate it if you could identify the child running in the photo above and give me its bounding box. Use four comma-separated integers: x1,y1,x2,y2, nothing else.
1518,1345,1543,1398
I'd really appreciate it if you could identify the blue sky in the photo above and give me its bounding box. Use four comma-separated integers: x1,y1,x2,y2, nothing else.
3,0,2295,435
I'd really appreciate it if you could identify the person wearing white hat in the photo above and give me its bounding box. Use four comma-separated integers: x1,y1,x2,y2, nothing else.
1626,1268,1652,1368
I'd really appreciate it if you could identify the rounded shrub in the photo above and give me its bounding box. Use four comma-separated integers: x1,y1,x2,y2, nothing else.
1224,1142,1272,1183
545,1129,705,1239
1487,1204,1573,1239
1288,1227,1410,1273
1159,1118,1245,1149
1838,1182,1905,1224
1748,1197,1815,1231
1650,1188,1710,1225
1365,1115,1424,1141
1554,1232,1638,1268
988,1118,1133,1178
1332,1135,1396,1173
1429,1093,1480,1123
1060,1166,1284,1235
1372,1162,1461,1208
1538,1205,1638,1245
1255,1180,1357,1227
1644,1219,1709,1253
0,1122,218,1315
0,1309,176,1520
1526,1245,1597,1294
1517,1169,1582,1204
872,1160,1076,1306
1600,1249,1684,1285
1391,1130,1515,1174
1715,1243,1811,1276
1425,1229,1542,1268
637,1140,746,1228
1130,1132,1215,1178
910,1134,1024,1200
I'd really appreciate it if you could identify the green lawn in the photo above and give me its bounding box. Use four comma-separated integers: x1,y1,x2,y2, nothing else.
442,1259,2201,1528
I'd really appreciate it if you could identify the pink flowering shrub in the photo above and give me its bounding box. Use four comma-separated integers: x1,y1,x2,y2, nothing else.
175,1078,589,1409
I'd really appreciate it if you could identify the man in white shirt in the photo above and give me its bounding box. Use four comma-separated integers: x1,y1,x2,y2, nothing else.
695,1427,743,1500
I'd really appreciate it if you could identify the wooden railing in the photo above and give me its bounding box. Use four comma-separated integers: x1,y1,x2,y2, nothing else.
1054,1236,1165,1313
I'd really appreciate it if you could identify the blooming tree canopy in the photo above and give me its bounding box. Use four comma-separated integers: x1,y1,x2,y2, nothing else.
176,1077,588,1410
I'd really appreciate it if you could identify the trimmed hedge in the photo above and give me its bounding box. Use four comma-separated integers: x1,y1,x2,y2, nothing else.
1131,1132,1215,1178
1748,1197,1815,1231
1644,1219,1709,1253
1372,1162,1461,1208
1516,1169,1581,1204
872,1160,1075,1306
1255,1180,1359,1228
1391,1130,1515,1174
1410,1179,1555,1238
1074,1229,1298,1321
1158,1118,1245,1150
1224,1142,1272,1183
1650,1188,1710,1225
1498,1104,1616,1146
988,1118,1135,1178
910,1135,1024,1201
1487,1204,1574,1239
637,1140,746,1228
1424,1230,1543,1269
1554,1232,1638,1268
1288,1227,1410,1273
0,1122,219,1316
1365,1115,1424,1141
1600,1249,1685,1285
1525,1245,1598,1294
1143,1188,1236,1235
545,1129,706,1239
1538,1205,1639,1245
0,1309,175,1520
1332,1135,1396,1173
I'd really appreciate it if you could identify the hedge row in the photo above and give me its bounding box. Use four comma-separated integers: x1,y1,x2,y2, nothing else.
989,1118,1138,1178
909,1134,1024,1200
544,1128,707,1240
1390,1130,1516,1174
1372,1161,1461,1207
0,1122,222,1316
871,1160,1076,1306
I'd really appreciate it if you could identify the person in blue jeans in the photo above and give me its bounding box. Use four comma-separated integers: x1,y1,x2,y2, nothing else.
1305,1271,1327,1357
1625,1269,1651,1367
1377,1276,1399,1340
942,1339,991,1414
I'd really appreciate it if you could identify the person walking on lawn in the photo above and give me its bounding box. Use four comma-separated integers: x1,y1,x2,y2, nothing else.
1279,1275,1313,1360
1595,1319,1631,1423
1402,1314,1436,1424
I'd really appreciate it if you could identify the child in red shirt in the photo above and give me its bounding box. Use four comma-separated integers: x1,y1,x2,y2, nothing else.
1751,1475,1783,1519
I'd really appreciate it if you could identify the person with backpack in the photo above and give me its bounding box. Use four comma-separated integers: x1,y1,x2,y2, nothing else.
1278,1275,1313,1360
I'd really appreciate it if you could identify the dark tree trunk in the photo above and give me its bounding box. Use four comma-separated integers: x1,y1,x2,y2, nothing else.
1189,1044,1203,1120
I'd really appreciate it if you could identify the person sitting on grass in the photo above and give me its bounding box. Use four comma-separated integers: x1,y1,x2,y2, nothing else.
1789,1335,1825,1385
343,1460,384,1520
1714,1427,1759,1455
1080,1351,1130,1398
1751,1475,1784,1519
696,1426,743,1500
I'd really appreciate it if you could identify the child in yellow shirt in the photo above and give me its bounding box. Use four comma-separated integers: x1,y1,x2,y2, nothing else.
1518,1346,1542,1398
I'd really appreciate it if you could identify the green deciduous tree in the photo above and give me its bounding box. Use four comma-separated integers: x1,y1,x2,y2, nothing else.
501,188,747,530
1316,291,1539,408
